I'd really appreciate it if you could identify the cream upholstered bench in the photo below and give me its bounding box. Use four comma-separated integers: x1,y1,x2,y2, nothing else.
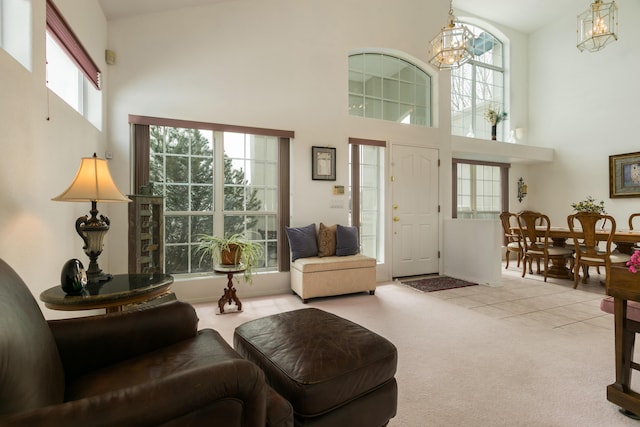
291,254,376,303
285,222,377,303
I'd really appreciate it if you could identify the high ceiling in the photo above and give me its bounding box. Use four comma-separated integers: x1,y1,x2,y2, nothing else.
97,0,583,34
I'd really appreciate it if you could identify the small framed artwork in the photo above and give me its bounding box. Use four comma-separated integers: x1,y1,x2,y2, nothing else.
312,146,336,181
610,152,640,198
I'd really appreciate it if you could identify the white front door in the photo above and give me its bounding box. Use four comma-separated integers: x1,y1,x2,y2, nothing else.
391,145,439,277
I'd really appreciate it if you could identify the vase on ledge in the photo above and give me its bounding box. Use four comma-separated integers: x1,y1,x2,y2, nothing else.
491,124,497,141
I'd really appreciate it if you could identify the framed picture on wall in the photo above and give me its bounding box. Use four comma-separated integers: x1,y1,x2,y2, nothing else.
610,151,640,198
312,146,336,181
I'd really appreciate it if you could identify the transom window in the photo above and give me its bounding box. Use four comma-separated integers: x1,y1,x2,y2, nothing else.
349,53,431,127
45,0,102,129
451,24,506,140
1,0,32,70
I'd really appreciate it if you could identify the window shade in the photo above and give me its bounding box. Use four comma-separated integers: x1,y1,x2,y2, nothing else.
46,0,101,90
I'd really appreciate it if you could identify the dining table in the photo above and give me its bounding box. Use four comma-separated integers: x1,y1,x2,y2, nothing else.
514,226,640,279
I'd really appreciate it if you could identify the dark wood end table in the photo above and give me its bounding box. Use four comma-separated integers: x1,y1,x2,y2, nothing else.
40,273,174,314
606,265,640,418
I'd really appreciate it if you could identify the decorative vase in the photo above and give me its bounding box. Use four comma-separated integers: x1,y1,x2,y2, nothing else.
221,244,242,266
491,124,497,141
60,259,87,294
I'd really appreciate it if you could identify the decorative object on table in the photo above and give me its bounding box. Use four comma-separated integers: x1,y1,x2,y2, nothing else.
627,250,640,273
485,107,508,141
517,177,528,202
570,195,606,214
52,153,130,283
311,146,336,181
196,232,263,284
427,0,474,69
609,152,640,198
60,258,87,295
401,275,477,293
577,0,618,53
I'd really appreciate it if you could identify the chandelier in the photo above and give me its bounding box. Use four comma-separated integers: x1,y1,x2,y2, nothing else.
428,0,474,69
577,0,618,52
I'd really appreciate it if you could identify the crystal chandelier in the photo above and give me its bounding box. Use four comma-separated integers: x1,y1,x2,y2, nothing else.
577,0,618,52
428,0,474,69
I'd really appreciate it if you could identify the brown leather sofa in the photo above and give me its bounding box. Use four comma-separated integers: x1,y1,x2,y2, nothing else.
0,258,293,426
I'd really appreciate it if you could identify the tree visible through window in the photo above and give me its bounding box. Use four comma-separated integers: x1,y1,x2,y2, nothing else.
133,121,285,276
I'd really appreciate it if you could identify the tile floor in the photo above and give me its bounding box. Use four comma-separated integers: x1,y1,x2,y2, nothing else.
416,261,614,332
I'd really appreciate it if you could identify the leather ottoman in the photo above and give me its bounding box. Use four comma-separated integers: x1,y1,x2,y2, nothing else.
234,308,398,427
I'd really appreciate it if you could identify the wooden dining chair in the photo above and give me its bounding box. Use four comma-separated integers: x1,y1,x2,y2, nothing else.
499,211,522,269
516,211,573,282
629,213,640,253
567,212,631,289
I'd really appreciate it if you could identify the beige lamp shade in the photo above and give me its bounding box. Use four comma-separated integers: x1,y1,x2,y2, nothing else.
52,153,129,203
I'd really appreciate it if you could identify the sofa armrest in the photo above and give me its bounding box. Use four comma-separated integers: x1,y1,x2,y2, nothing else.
48,300,199,380
0,358,268,427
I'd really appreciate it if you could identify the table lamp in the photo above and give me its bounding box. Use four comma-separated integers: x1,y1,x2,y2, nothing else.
52,153,130,282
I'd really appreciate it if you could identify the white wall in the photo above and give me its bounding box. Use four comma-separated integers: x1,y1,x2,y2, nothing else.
105,0,452,297
528,0,640,227
0,0,542,315
0,0,108,319
103,0,534,300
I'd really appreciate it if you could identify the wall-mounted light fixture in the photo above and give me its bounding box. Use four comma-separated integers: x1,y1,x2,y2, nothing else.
517,177,528,203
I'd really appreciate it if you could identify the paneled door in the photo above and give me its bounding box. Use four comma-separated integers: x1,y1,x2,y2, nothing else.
391,145,439,277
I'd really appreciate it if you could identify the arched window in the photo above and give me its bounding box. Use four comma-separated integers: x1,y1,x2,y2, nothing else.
451,24,506,141
349,53,431,127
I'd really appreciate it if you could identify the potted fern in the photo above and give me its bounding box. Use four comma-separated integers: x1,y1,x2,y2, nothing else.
196,232,263,284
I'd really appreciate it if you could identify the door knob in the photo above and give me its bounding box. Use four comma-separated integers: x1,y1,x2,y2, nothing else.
393,216,400,222
393,204,398,210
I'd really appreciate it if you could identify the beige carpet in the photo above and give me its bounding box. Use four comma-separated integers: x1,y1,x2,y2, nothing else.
194,282,637,426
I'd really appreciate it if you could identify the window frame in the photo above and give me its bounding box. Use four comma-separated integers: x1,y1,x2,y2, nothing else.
130,115,293,275
45,0,100,90
349,137,386,262
1,0,33,70
348,52,432,127
452,158,509,219
450,24,506,140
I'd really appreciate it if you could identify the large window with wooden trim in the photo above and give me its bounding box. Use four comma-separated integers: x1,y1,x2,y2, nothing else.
349,138,385,262
452,159,509,219
130,115,292,276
